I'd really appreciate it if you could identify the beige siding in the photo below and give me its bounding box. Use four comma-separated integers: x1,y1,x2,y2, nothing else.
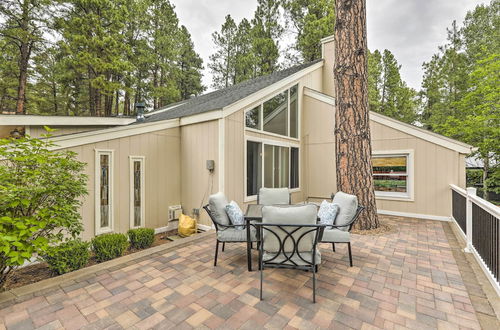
321,39,335,97
371,121,464,217
64,127,181,240
180,120,219,226
302,95,336,199
29,125,111,138
0,125,17,138
300,94,466,218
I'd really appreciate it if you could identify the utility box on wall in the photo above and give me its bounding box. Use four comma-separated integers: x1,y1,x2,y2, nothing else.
168,205,182,221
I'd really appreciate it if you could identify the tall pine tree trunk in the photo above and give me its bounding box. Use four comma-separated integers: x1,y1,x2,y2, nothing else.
334,0,379,230
124,90,130,116
115,90,119,115
16,42,30,114
153,66,159,110
483,157,490,201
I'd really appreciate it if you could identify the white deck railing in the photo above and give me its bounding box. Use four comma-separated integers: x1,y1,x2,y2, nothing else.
450,184,500,296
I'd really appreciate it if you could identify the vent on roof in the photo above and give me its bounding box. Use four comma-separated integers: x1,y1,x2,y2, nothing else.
136,102,145,122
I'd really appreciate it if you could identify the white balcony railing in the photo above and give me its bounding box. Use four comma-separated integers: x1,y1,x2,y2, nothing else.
450,184,500,296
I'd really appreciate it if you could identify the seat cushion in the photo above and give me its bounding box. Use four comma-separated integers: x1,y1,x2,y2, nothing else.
225,201,244,230
321,228,350,243
217,227,257,242
318,200,340,229
263,248,321,266
261,204,317,253
332,191,358,231
208,192,230,226
258,188,290,205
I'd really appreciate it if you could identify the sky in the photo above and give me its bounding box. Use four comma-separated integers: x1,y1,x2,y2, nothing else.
172,0,489,91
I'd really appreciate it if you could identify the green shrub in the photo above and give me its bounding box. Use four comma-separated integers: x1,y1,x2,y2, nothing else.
43,240,90,275
0,129,87,288
128,228,155,249
91,233,129,262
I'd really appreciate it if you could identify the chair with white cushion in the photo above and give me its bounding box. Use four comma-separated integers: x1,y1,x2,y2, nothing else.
203,192,257,266
257,187,291,205
320,192,365,267
256,204,325,303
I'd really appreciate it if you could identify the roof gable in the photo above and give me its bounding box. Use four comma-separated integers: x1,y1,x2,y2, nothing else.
303,87,474,154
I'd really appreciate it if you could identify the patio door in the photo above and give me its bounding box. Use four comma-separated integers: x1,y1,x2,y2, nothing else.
264,145,289,188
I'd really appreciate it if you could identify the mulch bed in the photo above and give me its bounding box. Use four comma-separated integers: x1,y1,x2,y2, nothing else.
3,229,184,291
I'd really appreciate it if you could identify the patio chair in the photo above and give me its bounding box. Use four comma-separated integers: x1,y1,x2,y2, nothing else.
256,204,325,303
257,187,291,205
320,192,365,267
203,192,257,266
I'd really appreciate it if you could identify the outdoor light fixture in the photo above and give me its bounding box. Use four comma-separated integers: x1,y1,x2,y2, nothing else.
135,102,145,122
10,128,22,139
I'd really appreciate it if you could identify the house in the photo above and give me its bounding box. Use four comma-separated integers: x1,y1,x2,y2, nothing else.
0,35,474,240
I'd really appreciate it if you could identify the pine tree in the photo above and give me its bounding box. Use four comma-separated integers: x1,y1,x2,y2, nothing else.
57,0,131,116
30,46,65,115
420,0,499,200
421,21,470,130
208,15,238,89
0,0,54,114
282,0,334,62
334,0,379,230
176,25,205,100
149,0,181,110
234,19,256,83
251,0,283,75
0,38,19,113
367,49,418,123
367,50,382,113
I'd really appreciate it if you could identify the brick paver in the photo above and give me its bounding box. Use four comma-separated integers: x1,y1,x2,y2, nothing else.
0,217,493,329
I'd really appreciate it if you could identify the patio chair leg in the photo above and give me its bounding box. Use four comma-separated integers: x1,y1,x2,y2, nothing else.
332,243,335,252
260,264,263,301
312,265,316,303
214,240,219,267
347,242,353,267
222,242,225,252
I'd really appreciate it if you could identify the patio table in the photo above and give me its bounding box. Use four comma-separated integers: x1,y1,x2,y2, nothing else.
244,204,319,271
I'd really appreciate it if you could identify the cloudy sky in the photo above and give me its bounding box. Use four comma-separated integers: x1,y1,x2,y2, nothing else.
171,0,489,91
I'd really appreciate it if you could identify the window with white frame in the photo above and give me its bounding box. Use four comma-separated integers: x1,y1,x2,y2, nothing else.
245,84,299,138
95,150,113,234
372,153,411,198
246,140,299,198
130,156,145,228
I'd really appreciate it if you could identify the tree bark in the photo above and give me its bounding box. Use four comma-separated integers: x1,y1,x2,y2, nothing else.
483,157,490,201
16,43,30,115
115,90,119,115
124,90,130,116
334,0,379,230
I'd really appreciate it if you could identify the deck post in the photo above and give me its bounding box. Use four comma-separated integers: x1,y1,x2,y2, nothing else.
464,187,476,253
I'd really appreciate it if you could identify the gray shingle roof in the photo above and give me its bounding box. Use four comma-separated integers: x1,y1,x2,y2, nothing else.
144,59,323,122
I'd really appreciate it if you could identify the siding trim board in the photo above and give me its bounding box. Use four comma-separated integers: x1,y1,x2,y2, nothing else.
304,87,335,105
1,114,135,126
51,119,180,150
377,209,451,222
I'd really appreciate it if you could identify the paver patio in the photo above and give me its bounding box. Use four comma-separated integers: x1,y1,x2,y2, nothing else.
0,216,498,329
